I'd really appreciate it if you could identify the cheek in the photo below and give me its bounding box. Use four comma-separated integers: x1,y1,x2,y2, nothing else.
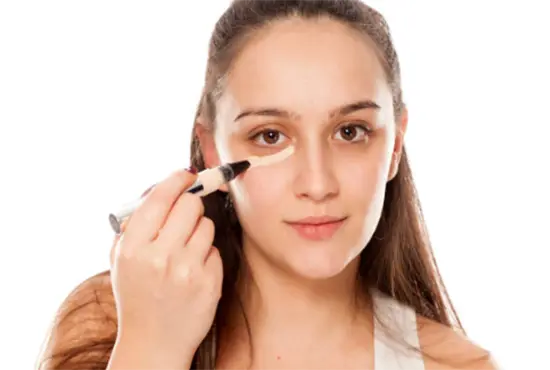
230,166,289,217
343,156,387,206
337,139,393,219
338,138,393,187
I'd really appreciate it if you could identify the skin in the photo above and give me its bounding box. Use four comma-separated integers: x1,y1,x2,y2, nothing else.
196,17,497,370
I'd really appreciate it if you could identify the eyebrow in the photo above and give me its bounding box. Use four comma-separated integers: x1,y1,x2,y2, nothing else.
233,99,380,122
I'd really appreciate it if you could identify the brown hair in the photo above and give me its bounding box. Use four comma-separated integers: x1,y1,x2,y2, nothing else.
38,1,463,369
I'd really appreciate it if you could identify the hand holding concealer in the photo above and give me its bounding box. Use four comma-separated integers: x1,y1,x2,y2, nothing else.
107,145,294,368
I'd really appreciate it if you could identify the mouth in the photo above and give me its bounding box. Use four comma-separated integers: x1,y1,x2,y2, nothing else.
284,216,347,241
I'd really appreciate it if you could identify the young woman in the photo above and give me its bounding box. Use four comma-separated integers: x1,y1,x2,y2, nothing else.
38,1,499,369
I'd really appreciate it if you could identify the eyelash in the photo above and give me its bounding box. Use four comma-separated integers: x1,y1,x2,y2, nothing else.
248,122,373,147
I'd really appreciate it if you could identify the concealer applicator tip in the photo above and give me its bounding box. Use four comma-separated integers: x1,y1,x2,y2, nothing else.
227,159,251,179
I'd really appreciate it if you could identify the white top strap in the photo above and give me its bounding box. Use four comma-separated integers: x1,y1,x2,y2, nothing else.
373,290,425,370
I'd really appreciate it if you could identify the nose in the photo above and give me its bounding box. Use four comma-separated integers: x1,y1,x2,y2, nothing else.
293,140,339,203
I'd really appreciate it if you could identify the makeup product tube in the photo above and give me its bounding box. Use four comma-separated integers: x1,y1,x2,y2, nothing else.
108,160,250,234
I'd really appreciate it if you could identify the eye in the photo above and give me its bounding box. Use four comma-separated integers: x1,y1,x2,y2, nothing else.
333,123,371,142
250,129,288,146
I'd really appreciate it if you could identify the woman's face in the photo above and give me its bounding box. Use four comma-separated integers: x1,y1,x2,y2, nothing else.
199,17,405,280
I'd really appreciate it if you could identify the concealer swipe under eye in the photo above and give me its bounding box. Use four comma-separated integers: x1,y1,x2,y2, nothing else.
248,145,295,168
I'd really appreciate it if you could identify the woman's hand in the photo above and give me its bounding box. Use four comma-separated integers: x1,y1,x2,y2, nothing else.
108,168,222,369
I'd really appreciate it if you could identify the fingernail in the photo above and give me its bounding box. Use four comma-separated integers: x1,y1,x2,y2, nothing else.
185,166,198,174
140,184,156,197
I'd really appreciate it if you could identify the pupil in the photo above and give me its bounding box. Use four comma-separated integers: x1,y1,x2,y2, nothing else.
264,131,279,144
342,126,356,140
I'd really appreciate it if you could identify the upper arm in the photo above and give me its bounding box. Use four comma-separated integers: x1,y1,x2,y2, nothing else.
417,315,499,370
37,271,118,370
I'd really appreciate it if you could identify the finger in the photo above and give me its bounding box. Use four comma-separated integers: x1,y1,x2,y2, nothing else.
175,216,215,263
204,246,223,290
155,192,204,252
205,246,222,268
124,169,197,246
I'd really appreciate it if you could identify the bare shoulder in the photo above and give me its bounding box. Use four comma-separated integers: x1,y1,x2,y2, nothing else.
416,315,500,370
37,270,118,370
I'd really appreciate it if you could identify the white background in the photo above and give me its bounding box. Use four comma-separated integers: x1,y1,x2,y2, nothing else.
1,1,549,369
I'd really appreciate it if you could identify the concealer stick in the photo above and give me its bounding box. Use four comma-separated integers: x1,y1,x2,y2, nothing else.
108,145,295,234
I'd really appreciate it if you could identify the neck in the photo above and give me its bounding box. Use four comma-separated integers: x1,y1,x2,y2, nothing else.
221,239,373,366
243,249,363,332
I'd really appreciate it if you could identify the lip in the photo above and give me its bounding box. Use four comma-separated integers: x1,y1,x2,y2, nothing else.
285,216,347,241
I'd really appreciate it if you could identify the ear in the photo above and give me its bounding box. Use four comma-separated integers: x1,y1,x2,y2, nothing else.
194,120,229,193
387,107,408,181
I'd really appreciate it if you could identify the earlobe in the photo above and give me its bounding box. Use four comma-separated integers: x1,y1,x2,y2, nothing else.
387,107,408,181
388,152,401,181
194,121,229,193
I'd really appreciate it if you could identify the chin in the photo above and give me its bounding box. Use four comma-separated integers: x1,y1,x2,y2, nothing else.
285,247,357,281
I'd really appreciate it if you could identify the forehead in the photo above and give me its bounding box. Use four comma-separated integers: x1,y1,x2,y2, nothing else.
224,17,386,112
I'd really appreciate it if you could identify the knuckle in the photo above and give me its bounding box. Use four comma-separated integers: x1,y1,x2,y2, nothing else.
148,255,167,272
118,245,135,261
172,168,197,188
141,201,165,222
172,264,194,284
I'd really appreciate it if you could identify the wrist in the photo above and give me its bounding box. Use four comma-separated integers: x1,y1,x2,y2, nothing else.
109,334,194,370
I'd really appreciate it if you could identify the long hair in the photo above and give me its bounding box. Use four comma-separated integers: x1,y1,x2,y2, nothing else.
37,1,463,369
